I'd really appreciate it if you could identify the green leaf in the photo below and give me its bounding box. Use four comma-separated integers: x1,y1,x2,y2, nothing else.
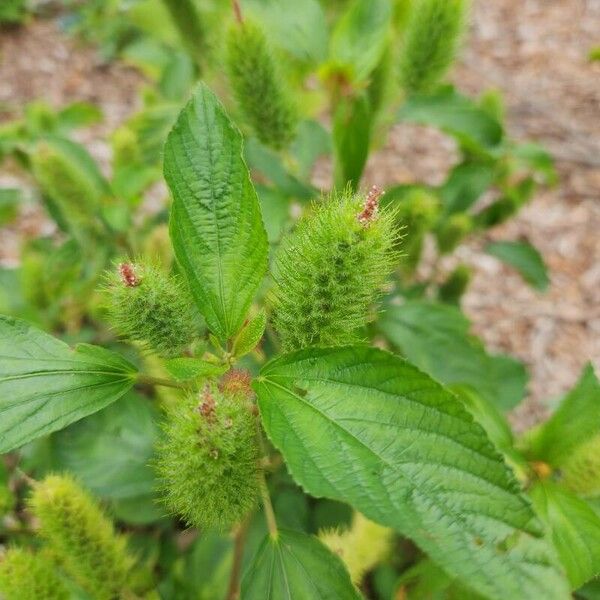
242,529,361,599
254,346,568,600
440,161,495,216
378,300,527,410
530,481,600,588
164,84,269,342
57,102,103,131
524,364,600,466
233,309,267,358
164,357,228,381
49,392,158,501
330,0,392,83
398,86,504,150
243,0,328,63
0,315,136,454
333,93,371,191
486,240,550,291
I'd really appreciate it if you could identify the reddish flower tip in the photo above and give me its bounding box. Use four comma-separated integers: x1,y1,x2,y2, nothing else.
118,263,141,287
198,386,216,422
357,185,384,225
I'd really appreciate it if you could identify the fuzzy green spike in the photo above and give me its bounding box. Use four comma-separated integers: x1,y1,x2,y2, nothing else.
271,186,397,351
560,435,600,498
103,260,200,358
319,512,392,585
399,0,468,94
0,548,69,600
156,382,260,530
226,19,298,149
28,474,136,600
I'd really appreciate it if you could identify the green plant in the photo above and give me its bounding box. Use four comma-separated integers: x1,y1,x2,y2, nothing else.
2,1,593,598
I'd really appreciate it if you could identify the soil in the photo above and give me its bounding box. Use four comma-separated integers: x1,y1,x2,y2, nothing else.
0,1,599,427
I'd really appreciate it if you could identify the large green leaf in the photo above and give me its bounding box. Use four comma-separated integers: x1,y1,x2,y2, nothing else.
524,364,600,466
486,240,549,292
164,84,269,342
330,0,392,83
378,300,527,410
49,392,158,501
398,86,503,150
254,346,568,600
242,529,361,599
530,481,600,588
0,315,137,454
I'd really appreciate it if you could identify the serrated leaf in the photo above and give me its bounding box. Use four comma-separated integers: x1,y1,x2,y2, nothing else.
486,240,550,291
164,84,269,342
241,529,361,599
254,346,569,600
333,92,371,191
398,86,503,150
330,0,392,83
525,364,600,466
0,315,136,453
164,357,228,381
379,300,527,410
233,309,266,358
530,481,600,588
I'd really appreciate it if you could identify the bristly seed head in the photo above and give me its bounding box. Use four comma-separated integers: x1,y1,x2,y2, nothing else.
357,185,384,225
118,263,140,287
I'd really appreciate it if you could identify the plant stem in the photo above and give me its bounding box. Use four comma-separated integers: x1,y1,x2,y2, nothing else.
256,426,278,539
226,516,251,600
136,374,187,390
231,0,243,23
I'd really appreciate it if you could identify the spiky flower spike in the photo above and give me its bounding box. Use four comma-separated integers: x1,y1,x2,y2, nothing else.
271,186,397,351
226,19,298,149
28,475,135,600
399,0,469,94
156,382,260,530
319,513,392,585
0,548,69,600
103,260,200,358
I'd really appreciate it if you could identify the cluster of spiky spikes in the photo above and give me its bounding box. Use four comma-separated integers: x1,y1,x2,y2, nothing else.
398,0,469,94
559,435,600,498
155,379,260,530
28,474,136,600
319,512,392,585
0,548,69,600
226,18,298,149
270,186,397,351
103,260,200,358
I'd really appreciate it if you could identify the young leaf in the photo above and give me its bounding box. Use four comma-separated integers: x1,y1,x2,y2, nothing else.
524,364,600,466
440,161,495,216
398,86,504,150
0,315,136,453
254,346,569,600
233,309,267,359
486,240,550,292
530,481,600,589
164,84,269,342
333,93,371,191
379,300,527,410
241,529,361,599
164,357,228,382
330,0,392,83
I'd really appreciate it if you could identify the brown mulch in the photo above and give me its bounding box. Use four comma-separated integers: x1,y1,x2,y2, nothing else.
1,2,599,427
